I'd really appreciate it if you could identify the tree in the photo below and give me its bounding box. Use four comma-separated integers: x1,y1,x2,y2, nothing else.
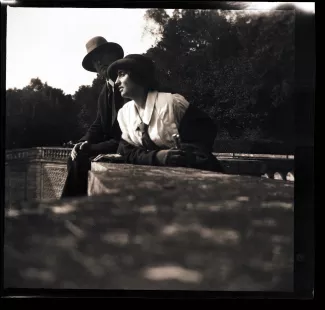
6,78,79,149
143,8,295,143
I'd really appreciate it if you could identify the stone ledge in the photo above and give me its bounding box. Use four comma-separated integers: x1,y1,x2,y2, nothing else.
91,159,267,176
4,188,294,291
88,163,294,201
6,148,294,163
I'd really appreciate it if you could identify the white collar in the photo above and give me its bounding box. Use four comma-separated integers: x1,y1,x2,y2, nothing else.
133,90,158,130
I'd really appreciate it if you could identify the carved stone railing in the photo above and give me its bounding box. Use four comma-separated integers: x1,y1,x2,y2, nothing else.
5,147,294,208
214,153,294,159
5,147,72,206
6,147,72,162
5,148,294,163
213,153,294,182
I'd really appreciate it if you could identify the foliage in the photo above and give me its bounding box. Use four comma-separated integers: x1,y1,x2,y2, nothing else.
6,79,79,148
143,8,295,142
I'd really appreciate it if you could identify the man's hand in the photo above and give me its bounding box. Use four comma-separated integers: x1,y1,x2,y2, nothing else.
155,149,188,167
71,141,90,161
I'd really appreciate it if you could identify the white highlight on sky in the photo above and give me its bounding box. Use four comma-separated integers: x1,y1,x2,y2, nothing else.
6,4,314,95
247,2,315,13
6,8,160,95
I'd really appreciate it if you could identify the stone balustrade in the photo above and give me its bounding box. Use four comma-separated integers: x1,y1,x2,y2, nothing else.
5,147,72,205
5,147,294,208
6,147,72,162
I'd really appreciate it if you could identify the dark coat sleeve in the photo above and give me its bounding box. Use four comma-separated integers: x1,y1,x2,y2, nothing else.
177,104,224,172
78,84,125,156
87,119,122,156
78,85,107,144
88,139,120,156
117,139,160,165
178,103,217,152
78,110,105,144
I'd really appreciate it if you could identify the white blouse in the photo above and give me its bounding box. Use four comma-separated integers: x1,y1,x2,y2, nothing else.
117,90,190,149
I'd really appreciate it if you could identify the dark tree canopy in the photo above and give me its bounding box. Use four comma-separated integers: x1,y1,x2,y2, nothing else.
143,8,295,145
6,71,106,149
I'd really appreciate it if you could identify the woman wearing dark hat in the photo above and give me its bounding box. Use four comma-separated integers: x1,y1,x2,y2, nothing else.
107,54,223,172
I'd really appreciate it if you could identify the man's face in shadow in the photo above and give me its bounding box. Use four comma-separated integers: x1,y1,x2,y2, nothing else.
92,51,120,78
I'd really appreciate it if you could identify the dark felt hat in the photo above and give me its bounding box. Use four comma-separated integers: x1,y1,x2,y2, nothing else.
107,54,156,83
82,36,124,72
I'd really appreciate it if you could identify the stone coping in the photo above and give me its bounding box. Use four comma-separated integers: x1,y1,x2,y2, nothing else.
5,147,294,162
6,147,72,162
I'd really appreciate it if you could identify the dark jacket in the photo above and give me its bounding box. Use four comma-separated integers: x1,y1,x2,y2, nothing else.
117,103,223,172
79,83,125,155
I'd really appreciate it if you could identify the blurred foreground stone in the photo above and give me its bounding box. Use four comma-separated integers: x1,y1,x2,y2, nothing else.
5,163,294,291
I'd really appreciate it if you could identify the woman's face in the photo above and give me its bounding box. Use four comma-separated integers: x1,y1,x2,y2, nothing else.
115,69,140,99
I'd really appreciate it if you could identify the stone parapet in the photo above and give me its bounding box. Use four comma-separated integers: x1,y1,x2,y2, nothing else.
5,148,295,209
6,147,72,163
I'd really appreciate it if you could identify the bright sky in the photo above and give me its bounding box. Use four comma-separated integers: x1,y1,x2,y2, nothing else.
6,7,164,95
246,2,315,12
6,3,314,95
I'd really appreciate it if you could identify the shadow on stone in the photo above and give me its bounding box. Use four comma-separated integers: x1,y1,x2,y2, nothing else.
4,165,294,291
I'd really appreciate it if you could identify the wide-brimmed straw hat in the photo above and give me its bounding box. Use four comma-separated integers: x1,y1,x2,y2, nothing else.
107,54,156,85
82,36,124,72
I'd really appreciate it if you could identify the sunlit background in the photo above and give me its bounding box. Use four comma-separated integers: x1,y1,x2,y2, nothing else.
6,2,314,95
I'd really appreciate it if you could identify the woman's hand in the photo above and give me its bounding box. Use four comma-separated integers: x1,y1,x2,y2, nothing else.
155,149,188,167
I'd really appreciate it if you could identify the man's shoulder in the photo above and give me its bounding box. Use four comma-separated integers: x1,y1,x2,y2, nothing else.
97,83,108,102
100,83,108,94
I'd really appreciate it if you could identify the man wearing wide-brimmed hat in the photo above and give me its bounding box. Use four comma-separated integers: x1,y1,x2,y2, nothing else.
61,36,125,198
